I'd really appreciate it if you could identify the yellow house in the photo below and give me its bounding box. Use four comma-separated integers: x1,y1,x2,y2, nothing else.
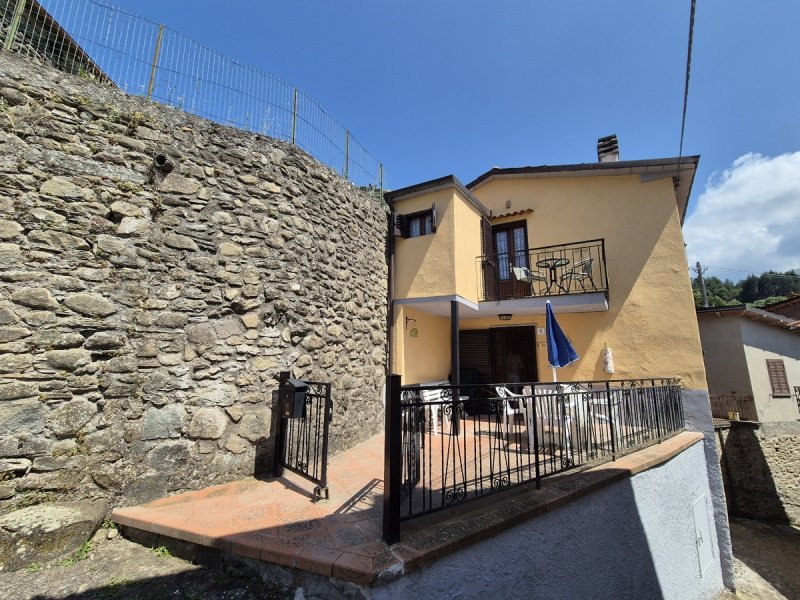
387,144,704,391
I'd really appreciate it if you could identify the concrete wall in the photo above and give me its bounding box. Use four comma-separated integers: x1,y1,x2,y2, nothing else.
392,187,457,301
740,319,800,422
0,52,388,511
697,313,751,396
375,439,725,600
717,421,800,526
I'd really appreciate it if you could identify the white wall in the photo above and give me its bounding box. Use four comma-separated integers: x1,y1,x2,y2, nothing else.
740,319,800,422
374,439,725,600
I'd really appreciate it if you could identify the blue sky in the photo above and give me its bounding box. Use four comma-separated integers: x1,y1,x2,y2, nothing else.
91,0,800,274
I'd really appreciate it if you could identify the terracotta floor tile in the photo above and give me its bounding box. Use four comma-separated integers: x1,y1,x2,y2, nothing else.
294,544,344,577
331,551,376,586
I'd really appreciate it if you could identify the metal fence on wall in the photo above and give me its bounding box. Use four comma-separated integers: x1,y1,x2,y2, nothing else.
0,0,384,192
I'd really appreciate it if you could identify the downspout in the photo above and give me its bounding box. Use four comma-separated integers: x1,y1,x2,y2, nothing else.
385,203,395,386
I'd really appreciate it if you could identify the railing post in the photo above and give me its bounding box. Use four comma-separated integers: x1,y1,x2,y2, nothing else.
383,374,402,544
606,381,617,461
272,371,290,477
146,24,165,100
3,0,27,52
379,162,384,199
532,390,541,489
291,88,298,145
344,129,350,179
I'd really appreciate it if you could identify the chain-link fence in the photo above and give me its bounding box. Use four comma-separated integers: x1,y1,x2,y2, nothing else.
1,0,384,192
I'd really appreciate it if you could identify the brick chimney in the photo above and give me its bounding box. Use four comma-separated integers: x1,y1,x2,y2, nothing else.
597,134,620,162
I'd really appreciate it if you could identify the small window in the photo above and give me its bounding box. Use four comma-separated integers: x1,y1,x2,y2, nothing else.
398,204,437,238
766,359,791,397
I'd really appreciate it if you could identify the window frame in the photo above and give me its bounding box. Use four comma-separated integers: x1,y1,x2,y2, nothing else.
403,207,437,238
492,220,530,281
766,358,791,397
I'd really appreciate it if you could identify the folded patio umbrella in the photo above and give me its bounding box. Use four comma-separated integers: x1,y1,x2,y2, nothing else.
545,300,579,381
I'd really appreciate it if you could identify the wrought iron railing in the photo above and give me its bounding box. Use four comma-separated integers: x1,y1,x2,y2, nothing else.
383,376,684,542
479,238,608,302
709,394,758,422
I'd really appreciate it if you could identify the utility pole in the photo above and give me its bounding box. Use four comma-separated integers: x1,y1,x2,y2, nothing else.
694,261,709,307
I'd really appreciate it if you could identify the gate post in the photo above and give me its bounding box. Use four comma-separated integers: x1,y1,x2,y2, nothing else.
383,374,402,544
272,371,290,477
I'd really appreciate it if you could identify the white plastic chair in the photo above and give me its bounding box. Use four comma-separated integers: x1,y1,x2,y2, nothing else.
494,386,529,444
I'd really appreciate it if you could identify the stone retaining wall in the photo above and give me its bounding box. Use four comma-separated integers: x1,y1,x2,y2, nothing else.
716,421,800,526
0,51,388,511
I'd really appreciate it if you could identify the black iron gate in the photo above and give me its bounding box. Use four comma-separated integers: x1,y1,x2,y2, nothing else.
273,371,333,501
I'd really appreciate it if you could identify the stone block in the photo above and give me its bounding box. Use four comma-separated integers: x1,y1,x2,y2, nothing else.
0,326,31,343
28,230,90,250
164,232,198,251
0,499,108,571
43,349,92,371
238,410,270,442
0,219,23,240
140,404,186,440
63,293,116,317
84,332,125,350
0,383,38,402
46,399,97,437
188,408,228,440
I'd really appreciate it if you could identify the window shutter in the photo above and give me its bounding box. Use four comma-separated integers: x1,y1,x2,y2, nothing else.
430,203,437,233
766,359,791,396
481,216,497,301
392,212,407,238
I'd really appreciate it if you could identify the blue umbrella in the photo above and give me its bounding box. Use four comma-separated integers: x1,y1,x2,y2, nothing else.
545,300,579,380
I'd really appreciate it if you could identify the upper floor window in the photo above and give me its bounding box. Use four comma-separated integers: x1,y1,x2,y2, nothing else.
766,359,791,397
393,204,437,238
407,210,434,237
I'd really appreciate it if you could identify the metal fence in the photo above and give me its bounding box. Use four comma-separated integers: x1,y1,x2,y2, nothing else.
479,238,608,302
383,376,684,542
709,394,758,422
0,0,384,191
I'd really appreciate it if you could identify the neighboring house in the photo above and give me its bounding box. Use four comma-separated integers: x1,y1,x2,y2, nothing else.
762,293,800,321
697,305,800,422
1,0,108,81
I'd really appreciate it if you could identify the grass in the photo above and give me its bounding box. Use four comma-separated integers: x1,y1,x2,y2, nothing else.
102,517,118,530
151,545,171,558
61,541,93,566
26,562,43,573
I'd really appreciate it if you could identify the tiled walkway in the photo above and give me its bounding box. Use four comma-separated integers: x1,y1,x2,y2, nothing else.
113,434,392,585
112,430,703,587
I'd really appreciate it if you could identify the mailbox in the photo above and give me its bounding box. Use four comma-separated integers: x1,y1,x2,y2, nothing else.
280,378,308,419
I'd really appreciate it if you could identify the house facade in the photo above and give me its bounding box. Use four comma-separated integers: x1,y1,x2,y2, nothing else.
697,305,800,422
385,142,735,589
387,151,704,390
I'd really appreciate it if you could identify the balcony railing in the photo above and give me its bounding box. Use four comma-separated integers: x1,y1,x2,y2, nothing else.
479,239,608,302
383,376,684,542
709,394,758,422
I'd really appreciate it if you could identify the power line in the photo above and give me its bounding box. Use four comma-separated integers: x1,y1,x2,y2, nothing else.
678,0,697,161
699,265,800,281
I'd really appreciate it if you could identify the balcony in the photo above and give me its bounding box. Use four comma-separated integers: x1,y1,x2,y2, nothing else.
475,239,608,314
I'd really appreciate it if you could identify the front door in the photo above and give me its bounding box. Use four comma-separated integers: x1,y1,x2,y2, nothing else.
489,326,537,386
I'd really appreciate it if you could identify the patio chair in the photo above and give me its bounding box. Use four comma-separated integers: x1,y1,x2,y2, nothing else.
559,257,596,292
511,264,547,295
494,386,528,444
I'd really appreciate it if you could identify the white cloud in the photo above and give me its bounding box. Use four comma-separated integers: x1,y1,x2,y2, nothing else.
684,151,800,277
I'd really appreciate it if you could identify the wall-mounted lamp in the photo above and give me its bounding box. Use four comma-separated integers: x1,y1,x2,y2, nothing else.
405,316,419,337
498,314,512,321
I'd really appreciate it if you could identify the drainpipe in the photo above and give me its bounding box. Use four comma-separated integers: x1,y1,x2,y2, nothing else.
385,206,395,388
